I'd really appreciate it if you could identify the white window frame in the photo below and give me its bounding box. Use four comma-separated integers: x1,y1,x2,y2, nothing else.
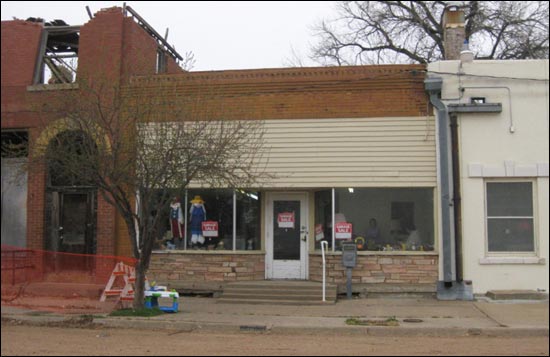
484,180,537,256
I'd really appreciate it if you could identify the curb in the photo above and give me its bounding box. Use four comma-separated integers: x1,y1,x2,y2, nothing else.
3,313,548,338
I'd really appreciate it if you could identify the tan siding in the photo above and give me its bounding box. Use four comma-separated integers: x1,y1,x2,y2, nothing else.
260,117,436,188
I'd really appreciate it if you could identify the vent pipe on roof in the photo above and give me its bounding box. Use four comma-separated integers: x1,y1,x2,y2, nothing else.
460,40,474,64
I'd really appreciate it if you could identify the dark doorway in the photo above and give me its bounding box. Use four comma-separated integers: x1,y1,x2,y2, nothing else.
45,130,98,272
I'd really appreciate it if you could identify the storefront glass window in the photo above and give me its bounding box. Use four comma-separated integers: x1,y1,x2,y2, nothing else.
236,190,261,251
326,188,434,252
187,189,233,250
152,188,262,251
314,190,333,251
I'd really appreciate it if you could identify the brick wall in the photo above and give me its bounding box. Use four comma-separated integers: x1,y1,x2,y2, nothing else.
96,193,116,256
26,131,46,251
148,252,265,284
309,253,438,285
125,65,429,120
1,20,43,87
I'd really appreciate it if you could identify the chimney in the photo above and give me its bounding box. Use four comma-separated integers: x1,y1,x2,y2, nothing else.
443,3,466,60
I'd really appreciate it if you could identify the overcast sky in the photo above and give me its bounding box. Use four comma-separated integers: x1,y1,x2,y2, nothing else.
1,1,336,71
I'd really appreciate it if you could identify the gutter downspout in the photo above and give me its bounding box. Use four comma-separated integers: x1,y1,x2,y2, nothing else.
425,76,473,300
450,114,463,283
425,77,454,286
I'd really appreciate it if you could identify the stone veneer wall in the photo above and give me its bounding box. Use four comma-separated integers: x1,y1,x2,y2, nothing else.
149,252,265,284
309,253,438,284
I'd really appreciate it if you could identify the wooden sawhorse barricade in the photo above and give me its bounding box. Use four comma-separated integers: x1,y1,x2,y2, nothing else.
100,261,179,312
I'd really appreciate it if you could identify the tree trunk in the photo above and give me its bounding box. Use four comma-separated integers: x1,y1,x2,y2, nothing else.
133,260,146,309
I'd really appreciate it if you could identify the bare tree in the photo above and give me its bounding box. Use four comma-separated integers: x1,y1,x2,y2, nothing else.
311,1,549,65
34,79,270,309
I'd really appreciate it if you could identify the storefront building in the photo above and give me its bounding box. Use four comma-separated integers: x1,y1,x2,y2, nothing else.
2,8,439,294
142,66,440,292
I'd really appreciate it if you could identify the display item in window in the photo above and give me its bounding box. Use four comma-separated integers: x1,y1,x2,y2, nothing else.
189,195,206,248
169,197,185,248
406,225,420,250
365,218,381,248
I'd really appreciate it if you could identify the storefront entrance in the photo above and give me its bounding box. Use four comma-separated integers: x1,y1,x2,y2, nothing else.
265,193,308,280
46,190,97,271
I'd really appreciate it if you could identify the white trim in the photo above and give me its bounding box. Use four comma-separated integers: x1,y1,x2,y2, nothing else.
331,188,335,253
233,190,237,251
265,192,309,280
468,162,549,177
479,257,546,265
183,191,188,250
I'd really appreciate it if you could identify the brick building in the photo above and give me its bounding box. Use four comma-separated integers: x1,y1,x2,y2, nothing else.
2,7,439,296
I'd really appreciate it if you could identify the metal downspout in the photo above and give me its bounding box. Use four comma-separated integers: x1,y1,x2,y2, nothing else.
450,114,463,282
425,77,454,285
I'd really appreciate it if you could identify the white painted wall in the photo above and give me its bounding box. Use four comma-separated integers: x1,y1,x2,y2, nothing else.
429,59,549,294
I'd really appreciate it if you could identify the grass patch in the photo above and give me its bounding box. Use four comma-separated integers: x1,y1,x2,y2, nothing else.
346,316,399,327
109,307,164,317
80,314,106,319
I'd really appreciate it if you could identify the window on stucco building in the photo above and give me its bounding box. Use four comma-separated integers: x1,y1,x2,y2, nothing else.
486,181,535,253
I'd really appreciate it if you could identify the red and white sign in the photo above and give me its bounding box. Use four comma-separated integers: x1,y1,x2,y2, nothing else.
335,222,353,239
277,212,295,229
315,224,325,241
201,221,219,237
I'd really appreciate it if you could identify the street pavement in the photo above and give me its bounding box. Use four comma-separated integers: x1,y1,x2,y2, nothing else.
2,295,548,337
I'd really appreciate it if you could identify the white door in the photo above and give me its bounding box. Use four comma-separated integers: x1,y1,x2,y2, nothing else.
266,193,308,280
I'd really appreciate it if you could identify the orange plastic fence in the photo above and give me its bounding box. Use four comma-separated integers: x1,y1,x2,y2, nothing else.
1,245,137,312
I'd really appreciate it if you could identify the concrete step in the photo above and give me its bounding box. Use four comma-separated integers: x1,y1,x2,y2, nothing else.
222,287,334,296
217,298,336,305
219,281,337,305
221,293,337,301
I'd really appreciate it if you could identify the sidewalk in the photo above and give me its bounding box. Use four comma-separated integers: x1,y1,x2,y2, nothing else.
2,296,548,337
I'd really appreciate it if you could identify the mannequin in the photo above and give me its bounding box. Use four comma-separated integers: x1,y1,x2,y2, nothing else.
169,197,184,248
189,195,206,248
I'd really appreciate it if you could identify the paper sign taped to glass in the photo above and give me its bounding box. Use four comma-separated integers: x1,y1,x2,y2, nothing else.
335,222,353,239
277,212,295,229
201,221,219,237
315,224,325,241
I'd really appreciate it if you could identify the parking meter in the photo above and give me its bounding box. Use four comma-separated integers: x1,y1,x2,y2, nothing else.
341,242,357,299
341,242,357,268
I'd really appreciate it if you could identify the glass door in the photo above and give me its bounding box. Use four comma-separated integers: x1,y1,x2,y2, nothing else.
266,193,308,279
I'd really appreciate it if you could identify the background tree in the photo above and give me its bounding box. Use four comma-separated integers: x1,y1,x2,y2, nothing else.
310,1,549,65
35,79,270,309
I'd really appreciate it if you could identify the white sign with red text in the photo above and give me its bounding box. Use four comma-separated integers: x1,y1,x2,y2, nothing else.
277,212,295,229
335,222,353,239
202,221,219,237
315,224,325,241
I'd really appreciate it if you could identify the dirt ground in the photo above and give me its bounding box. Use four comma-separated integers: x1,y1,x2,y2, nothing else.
2,322,549,356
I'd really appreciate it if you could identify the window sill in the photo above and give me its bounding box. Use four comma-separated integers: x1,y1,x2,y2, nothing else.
153,249,265,255
311,251,438,256
479,257,546,265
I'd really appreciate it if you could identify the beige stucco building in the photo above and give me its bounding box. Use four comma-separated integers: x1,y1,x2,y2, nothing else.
427,59,549,295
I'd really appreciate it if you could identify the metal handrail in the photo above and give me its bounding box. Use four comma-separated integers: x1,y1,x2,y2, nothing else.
321,241,328,302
